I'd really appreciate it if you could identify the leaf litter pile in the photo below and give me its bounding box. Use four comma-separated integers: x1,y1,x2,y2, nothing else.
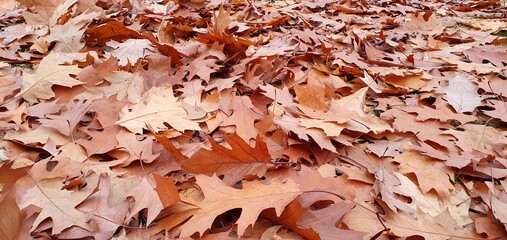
0,0,507,239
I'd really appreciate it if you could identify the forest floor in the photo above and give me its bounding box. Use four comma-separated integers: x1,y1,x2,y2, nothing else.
0,0,507,239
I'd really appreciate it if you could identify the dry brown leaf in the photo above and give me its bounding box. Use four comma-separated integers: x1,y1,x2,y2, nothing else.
182,133,272,185
22,0,77,27
0,188,25,240
19,175,98,234
16,52,82,102
125,173,180,225
443,74,483,113
38,99,92,136
394,151,454,199
0,162,28,240
57,173,132,240
342,203,459,240
2,0,507,238
483,100,507,122
179,174,301,237
219,95,262,141
463,45,507,68
116,87,201,133
327,87,392,134
106,39,155,66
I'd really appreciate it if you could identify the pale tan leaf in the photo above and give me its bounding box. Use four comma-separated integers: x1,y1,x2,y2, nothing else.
179,175,301,237
16,52,82,102
116,87,201,133
19,176,97,234
443,74,483,113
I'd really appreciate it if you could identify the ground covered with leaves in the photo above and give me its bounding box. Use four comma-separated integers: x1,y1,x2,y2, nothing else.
0,0,507,239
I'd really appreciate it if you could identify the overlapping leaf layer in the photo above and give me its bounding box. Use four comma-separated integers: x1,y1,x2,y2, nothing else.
0,0,506,239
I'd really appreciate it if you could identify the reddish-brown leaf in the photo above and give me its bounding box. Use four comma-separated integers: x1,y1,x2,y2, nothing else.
182,133,272,185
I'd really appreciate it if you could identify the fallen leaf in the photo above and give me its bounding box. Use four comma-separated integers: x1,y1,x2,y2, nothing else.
220,95,263,141
106,39,155,66
116,87,201,133
443,74,483,113
483,100,507,123
343,202,457,240
16,52,82,102
394,151,454,199
179,174,301,237
182,133,272,185
125,174,179,225
0,188,25,240
38,99,93,136
57,173,133,240
463,45,507,68
19,175,97,234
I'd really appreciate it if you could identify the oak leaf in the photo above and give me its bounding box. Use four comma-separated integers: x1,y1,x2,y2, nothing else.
4,125,70,146
126,174,180,225
220,95,263,141
374,168,415,214
294,83,329,110
38,99,93,136
116,87,201,133
84,20,183,65
297,202,366,240
327,87,392,134
263,166,367,240
475,182,507,229
179,174,301,237
0,76,19,104
78,126,120,156
402,105,477,124
475,217,506,239
394,151,454,199
77,96,124,155
16,52,82,102
212,5,232,34
21,0,77,27
0,162,28,240
46,12,98,53
483,100,507,123
443,74,483,113
19,176,97,234
182,133,272,185
391,171,470,225
56,173,132,240
388,109,456,150
113,129,160,167
359,70,382,93
343,203,455,240
463,45,507,68
400,11,444,34
0,189,24,240
106,39,155,66
77,66,143,103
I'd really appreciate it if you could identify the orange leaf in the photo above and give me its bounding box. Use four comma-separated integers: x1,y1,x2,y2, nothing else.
0,189,25,240
179,174,301,237
153,174,181,208
181,133,272,185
